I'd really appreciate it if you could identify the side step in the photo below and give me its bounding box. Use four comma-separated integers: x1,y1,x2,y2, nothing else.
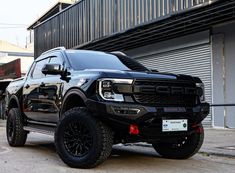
24,124,56,136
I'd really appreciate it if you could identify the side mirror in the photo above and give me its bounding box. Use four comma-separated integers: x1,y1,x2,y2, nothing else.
41,64,64,75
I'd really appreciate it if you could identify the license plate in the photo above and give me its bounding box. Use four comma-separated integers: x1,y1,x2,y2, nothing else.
162,119,188,132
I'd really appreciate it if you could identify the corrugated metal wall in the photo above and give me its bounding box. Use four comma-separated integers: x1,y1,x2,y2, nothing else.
135,44,212,126
34,0,215,57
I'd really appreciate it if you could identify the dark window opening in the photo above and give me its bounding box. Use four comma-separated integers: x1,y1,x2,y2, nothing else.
66,50,149,72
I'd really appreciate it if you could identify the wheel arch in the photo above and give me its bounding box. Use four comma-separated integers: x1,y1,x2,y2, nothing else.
8,95,21,111
6,95,24,119
60,88,87,118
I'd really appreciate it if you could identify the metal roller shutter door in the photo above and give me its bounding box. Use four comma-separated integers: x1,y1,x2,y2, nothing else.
135,44,212,126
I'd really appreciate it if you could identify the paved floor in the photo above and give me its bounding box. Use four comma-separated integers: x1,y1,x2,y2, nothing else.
0,125,235,173
201,128,235,157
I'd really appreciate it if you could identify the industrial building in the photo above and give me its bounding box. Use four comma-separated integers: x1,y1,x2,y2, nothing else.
28,0,235,128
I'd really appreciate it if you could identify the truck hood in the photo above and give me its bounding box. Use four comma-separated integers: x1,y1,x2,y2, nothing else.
80,69,197,81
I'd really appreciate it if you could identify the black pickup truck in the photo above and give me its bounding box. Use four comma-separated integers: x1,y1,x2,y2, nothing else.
5,47,209,168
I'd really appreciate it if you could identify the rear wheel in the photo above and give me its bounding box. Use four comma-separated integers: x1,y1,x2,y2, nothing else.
6,108,27,147
152,124,204,159
55,107,113,168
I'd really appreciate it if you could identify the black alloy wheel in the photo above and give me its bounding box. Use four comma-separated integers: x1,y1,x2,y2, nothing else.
55,107,113,168
63,121,93,157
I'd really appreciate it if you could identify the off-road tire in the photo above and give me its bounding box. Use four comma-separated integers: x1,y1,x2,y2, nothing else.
152,124,204,159
6,108,27,146
55,107,113,168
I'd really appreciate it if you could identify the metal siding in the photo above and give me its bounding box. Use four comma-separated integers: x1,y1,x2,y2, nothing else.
60,13,64,46
89,0,93,41
33,0,217,57
136,44,212,126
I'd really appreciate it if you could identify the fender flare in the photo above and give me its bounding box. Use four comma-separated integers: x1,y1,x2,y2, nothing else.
8,95,21,110
7,95,22,118
60,88,87,117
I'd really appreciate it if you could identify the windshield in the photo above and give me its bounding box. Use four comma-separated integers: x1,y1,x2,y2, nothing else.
66,50,148,72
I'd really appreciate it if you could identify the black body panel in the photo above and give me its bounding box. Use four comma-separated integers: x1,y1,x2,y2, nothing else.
5,48,209,143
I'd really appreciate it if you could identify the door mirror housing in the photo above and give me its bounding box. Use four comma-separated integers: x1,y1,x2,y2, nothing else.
42,64,64,75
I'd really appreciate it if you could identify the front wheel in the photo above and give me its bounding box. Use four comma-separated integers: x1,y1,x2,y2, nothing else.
55,107,113,168
152,124,204,159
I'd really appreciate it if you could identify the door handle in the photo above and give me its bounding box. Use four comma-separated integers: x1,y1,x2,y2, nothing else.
25,84,30,89
40,82,45,87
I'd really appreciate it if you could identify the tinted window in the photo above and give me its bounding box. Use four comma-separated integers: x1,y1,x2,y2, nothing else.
49,56,63,65
66,50,148,71
32,58,49,79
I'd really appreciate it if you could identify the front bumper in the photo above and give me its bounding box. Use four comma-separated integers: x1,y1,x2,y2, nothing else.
87,99,209,122
86,99,210,141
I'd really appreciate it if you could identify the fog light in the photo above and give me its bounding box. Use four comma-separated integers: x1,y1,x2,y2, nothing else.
103,92,114,99
129,124,139,135
113,106,140,115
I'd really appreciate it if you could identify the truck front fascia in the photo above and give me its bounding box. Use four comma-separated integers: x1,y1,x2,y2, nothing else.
86,99,209,123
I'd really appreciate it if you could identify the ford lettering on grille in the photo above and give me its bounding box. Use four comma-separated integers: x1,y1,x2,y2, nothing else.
156,86,196,95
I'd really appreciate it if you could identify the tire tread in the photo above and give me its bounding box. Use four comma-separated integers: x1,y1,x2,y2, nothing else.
152,124,204,159
7,108,27,147
55,107,113,168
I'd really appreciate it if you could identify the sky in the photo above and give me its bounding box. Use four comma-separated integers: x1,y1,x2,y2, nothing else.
0,0,59,48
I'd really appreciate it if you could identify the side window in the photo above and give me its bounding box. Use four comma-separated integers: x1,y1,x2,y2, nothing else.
26,61,36,77
49,56,63,66
31,58,49,79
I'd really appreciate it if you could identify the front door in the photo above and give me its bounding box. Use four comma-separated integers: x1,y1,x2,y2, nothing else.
23,53,64,123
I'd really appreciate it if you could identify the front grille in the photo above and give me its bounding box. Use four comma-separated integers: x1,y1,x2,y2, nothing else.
134,94,197,106
133,80,198,106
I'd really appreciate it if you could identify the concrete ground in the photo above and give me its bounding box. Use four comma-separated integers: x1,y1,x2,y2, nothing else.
200,128,235,157
0,121,235,173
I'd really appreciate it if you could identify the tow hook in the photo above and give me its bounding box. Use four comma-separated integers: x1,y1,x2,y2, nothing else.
192,124,203,134
129,124,140,135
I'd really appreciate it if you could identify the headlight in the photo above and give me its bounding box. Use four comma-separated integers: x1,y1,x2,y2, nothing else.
98,78,133,102
196,83,205,102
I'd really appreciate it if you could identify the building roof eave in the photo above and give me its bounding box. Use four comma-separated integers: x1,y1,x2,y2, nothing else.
27,1,74,30
75,0,234,52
